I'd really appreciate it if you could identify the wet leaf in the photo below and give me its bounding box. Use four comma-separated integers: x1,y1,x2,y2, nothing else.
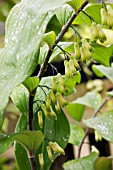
63,152,98,170
84,110,113,143
69,123,84,145
0,0,69,112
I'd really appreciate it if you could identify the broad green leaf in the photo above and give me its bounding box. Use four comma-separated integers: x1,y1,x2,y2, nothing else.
43,31,56,49
0,130,44,154
84,110,113,143
0,0,69,112
66,103,85,121
56,5,73,26
92,44,113,67
15,114,31,170
63,152,98,170
11,84,30,170
38,45,49,65
69,123,84,145
94,157,112,170
23,77,39,94
10,84,29,114
34,104,70,170
74,92,102,110
67,0,84,11
93,64,113,83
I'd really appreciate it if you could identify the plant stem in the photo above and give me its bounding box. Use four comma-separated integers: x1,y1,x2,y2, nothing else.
28,95,34,131
38,0,89,79
77,96,110,158
29,155,37,170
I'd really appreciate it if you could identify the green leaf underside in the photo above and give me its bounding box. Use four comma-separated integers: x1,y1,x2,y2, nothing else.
11,84,30,170
84,110,113,143
69,123,84,145
67,0,84,11
0,130,44,154
74,92,102,110
94,157,112,170
43,31,56,48
93,65,113,83
0,0,69,112
66,103,85,121
63,152,98,170
34,104,70,170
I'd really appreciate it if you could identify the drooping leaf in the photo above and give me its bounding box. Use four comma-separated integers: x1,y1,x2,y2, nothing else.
66,103,85,121
74,92,102,110
23,77,39,94
0,130,44,154
94,157,112,170
84,110,113,143
0,0,69,112
11,84,30,170
43,31,56,49
69,123,84,145
56,4,73,26
92,65,113,83
10,84,29,114
63,152,98,170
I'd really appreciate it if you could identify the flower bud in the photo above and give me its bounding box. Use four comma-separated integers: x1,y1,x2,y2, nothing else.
49,90,57,104
64,60,71,78
100,8,107,25
38,153,44,169
59,84,65,95
38,111,43,129
74,42,81,60
94,130,102,142
55,100,61,113
91,145,100,155
97,24,107,43
46,146,53,162
57,73,65,86
106,5,113,17
106,14,113,28
52,76,57,93
81,38,93,52
90,22,99,41
41,104,51,119
69,59,77,76
49,141,65,155
56,92,68,107
72,58,81,70
50,106,57,120
80,46,92,63
45,95,51,111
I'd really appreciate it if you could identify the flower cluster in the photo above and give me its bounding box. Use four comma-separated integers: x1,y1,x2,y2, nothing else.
101,5,113,29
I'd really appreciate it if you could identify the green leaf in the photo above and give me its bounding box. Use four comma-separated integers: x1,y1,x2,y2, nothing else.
23,77,39,94
92,65,104,78
0,130,44,154
69,123,84,145
0,0,69,112
34,103,70,170
15,114,31,170
56,5,73,26
10,84,30,170
43,31,56,49
67,0,84,11
92,44,113,67
94,157,112,170
74,92,102,110
66,103,85,121
84,110,113,143
10,84,29,114
0,111,4,130
63,152,98,170
93,64,113,83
